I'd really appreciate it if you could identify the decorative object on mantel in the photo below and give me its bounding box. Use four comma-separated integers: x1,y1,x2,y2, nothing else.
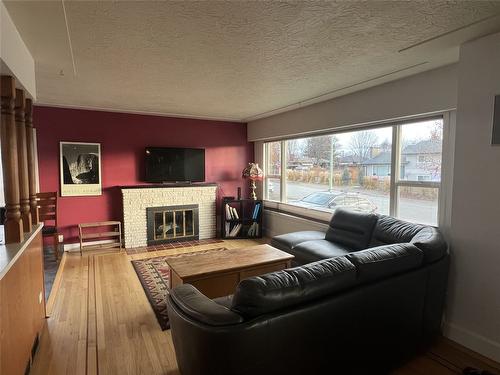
60,142,102,196
242,162,263,200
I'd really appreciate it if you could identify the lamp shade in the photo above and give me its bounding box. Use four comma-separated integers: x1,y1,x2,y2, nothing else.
242,163,263,181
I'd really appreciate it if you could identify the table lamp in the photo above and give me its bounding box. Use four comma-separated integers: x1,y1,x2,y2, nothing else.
242,163,263,200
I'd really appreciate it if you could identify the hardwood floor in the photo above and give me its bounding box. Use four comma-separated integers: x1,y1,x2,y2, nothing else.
31,239,500,375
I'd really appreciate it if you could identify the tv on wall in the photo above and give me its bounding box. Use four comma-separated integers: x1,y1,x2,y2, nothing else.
145,147,205,183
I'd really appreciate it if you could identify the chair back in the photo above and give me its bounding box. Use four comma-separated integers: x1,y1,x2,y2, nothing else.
36,192,58,228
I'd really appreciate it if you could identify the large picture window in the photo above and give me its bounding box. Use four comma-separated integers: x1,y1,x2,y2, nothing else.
263,117,444,226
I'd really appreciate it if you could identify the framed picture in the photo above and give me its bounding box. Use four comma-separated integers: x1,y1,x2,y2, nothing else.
60,142,102,196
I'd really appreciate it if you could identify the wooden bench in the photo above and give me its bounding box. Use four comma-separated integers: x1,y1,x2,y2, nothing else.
78,221,122,256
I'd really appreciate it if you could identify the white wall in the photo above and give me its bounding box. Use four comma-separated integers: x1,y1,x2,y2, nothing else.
248,64,458,141
445,32,500,362
0,1,36,98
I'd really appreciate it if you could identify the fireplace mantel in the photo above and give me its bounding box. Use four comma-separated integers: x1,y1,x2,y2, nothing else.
121,185,217,248
118,182,217,189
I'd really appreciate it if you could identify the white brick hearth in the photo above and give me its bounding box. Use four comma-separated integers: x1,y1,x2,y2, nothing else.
121,185,217,248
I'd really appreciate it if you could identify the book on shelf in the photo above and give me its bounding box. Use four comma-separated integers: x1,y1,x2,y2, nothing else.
252,203,261,220
229,223,242,237
225,204,233,220
247,221,259,237
231,206,239,219
225,204,240,220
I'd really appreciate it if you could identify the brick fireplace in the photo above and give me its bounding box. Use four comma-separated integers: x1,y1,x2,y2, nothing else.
121,184,217,248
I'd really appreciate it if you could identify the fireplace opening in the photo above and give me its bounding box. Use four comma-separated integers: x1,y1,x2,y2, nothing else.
146,204,199,245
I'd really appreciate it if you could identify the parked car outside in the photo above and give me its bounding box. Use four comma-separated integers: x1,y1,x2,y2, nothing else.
290,191,377,214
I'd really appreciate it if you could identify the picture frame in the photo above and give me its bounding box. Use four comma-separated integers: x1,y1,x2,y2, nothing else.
60,141,102,196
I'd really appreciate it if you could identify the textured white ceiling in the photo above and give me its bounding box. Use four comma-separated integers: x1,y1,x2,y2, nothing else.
4,1,500,121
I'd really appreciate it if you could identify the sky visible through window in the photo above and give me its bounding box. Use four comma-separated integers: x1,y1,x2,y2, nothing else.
288,119,440,158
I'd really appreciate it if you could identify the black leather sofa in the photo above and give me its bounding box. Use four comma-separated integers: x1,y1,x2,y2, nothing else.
166,208,449,375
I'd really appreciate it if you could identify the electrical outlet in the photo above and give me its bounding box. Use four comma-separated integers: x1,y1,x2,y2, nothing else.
39,291,42,304
58,234,64,243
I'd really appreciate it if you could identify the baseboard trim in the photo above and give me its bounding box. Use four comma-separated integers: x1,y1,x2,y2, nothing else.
443,321,500,363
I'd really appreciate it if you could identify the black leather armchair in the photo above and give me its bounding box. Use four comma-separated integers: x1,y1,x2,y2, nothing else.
166,208,449,375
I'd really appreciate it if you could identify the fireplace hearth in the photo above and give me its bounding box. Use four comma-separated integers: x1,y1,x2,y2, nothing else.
146,204,199,245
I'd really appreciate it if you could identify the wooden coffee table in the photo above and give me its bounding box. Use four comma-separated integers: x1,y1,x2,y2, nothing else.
166,244,294,298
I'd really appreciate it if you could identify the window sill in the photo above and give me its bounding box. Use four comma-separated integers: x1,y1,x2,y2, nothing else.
263,200,332,224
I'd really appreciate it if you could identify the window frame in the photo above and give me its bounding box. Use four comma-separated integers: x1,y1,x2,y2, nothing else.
391,121,443,225
263,114,446,226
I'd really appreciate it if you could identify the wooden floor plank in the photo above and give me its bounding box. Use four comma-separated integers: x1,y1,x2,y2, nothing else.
87,255,97,375
430,337,500,375
30,239,499,375
392,355,459,375
31,254,89,375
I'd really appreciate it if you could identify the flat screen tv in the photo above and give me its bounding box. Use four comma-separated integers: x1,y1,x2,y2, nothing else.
145,147,205,183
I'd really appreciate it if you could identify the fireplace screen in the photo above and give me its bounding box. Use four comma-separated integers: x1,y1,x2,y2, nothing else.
147,204,199,245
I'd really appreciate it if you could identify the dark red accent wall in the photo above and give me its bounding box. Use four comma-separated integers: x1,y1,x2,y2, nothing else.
34,106,253,243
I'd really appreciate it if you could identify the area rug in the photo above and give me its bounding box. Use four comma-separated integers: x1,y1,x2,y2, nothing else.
131,247,228,330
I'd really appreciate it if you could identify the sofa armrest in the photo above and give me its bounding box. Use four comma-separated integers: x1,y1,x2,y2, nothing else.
169,284,244,326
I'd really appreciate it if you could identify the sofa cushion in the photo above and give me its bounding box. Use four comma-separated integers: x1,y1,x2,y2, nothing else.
271,231,326,252
411,226,447,264
231,256,357,318
290,239,351,265
347,243,424,284
369,215,424,247
369,215,447,264
325,208,378,250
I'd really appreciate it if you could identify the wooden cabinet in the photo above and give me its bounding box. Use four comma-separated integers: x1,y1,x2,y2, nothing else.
0,228,45,375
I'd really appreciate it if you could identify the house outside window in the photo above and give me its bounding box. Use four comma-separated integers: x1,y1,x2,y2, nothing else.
263,117,444,226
